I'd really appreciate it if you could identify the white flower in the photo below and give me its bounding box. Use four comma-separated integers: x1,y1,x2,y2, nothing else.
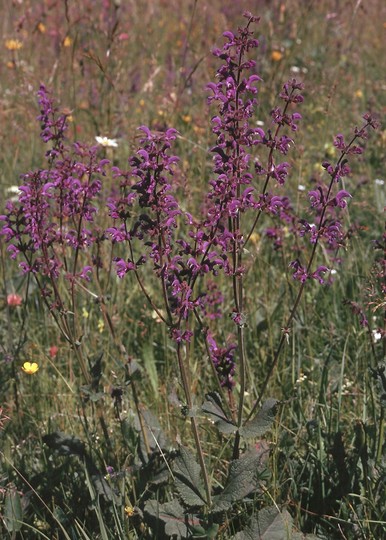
342,378,354,395
296,373,307,384
372,330,382,342
95,136,118,148
297,184,306,191
374,178,384,186
5,185,21,202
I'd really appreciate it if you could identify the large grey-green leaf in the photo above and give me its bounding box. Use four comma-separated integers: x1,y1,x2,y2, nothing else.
4,488,23,532
239,399,279,439
135,407,170,463
231,507,292,539
144,498,203,539
232,507,321,539
212,449,263,512
202,392,237,434
42,431,86,457
173,446,206,507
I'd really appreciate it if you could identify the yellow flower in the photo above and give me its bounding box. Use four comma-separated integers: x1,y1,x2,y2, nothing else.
124,505,135,517
249,232,261,245
22,362,39,374
37,22,46,34
271,50,283,62
5,39,23,51
82,307,89,319
63,36,72,47
97,319,105,333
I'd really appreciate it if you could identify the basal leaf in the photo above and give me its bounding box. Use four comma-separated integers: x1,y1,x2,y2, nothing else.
257,507,293,539
231,507,293,539
4,488,23,532
202,392,237,435
212,449,263,512
135,407,170,464
91,473,122,504
144,498,202,539
239,399,279,439
173,445,206,507
42,431,86,457
292,534,323,539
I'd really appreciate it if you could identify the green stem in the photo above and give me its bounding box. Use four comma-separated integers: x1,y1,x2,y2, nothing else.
375,408,385,465
176,342,211,506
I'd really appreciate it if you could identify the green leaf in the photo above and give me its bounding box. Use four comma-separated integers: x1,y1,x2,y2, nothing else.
206,523,220,538
212,449,264,512
144,498,202,539
173,446,206,507
232,507,292,539
42,431,86,457
135,407,170,463
232,507,322,539
91,473,122,504
292,534,322,539
4,488,23,532
239,399,279,439
88,352,103,392
202,392,237,434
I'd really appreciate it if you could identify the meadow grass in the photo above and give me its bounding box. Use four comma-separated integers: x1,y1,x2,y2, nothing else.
0,1,385,538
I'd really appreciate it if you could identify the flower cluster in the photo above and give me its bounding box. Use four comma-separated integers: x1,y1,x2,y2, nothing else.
290,113,379,285
0,86,108,304
205,13,262,237
207,332,236,389
107,126,181,273
37,84,69,160
205,14,305,278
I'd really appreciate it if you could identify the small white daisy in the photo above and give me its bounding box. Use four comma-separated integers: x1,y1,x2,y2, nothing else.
372,330,382,342
95,136,118,148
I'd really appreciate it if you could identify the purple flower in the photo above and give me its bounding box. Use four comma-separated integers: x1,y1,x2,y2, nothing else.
329,190,352,209
169,328,193,343
114,258,136,278
344,300,368,327
0,85,108,299
311,266,329,284
206,332,236,389
289,259,308,283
